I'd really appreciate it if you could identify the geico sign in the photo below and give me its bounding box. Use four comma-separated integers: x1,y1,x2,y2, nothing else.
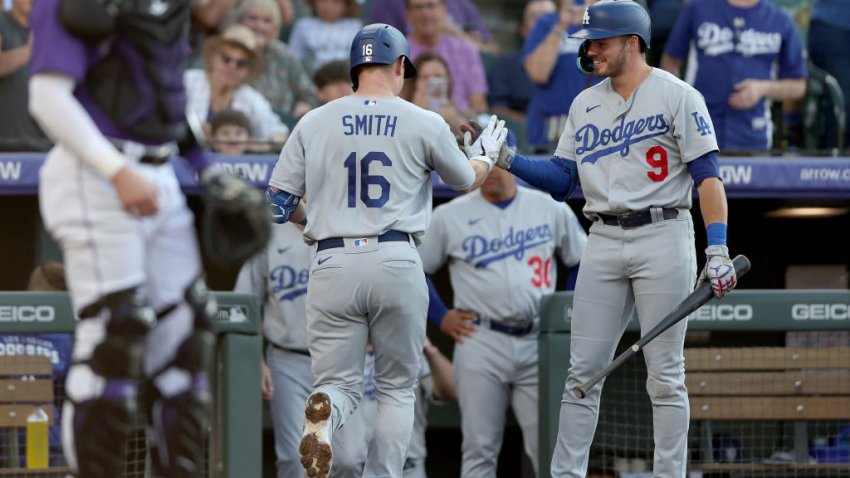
0,305,56,322
792,304,850,320
690,304,753,321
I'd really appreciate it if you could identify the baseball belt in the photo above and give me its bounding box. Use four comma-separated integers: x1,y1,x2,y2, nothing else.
596,207,679,229
473,317,536,337
270,342,310,357
316,230,410,252
108,137,176,165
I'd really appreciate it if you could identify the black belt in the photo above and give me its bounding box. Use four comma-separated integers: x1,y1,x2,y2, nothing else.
597,208,678,229
108,138,173,166
270,342,310,356
473,317,535,337
139,153,171,166
316,230,410,252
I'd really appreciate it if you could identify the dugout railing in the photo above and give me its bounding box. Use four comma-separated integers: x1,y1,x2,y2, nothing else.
539,289,850,478
0,291,262,478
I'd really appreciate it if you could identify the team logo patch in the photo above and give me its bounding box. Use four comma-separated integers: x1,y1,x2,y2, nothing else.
364,99,378,107
353,238,369,247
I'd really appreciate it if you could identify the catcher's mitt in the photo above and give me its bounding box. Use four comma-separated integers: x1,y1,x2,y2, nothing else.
201,170,271,268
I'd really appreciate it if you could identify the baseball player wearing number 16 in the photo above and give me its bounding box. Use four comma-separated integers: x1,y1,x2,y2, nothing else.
266,23,506,478
495,1,737,477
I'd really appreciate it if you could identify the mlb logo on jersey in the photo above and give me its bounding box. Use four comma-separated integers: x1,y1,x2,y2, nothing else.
364,99,378,107
353,238,369,247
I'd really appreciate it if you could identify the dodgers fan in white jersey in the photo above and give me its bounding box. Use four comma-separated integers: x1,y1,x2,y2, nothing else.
494,1,737,476
234,223,379,478
265,23,506,478
419,158,587,477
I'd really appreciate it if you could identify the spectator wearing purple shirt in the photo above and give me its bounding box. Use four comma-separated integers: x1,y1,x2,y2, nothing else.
370,0,497,53
406,0,488,114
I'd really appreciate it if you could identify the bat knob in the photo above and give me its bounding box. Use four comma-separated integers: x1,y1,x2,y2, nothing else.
574,387,586,399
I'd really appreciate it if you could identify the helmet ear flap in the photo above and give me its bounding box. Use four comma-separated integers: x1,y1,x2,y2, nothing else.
576,40,595,75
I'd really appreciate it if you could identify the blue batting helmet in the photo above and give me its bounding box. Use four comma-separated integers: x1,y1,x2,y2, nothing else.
349,23,417,91
571,0,651,49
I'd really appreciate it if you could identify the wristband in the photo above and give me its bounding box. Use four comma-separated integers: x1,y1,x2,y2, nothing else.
706,222,727,246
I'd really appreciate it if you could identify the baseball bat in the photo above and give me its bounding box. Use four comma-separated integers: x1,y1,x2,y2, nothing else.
573,254,751,399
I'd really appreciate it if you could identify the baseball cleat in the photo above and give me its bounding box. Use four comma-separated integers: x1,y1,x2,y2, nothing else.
300,392,333,478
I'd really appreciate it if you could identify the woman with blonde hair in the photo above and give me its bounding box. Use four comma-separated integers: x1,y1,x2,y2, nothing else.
184,24,290,143
230,0,319,123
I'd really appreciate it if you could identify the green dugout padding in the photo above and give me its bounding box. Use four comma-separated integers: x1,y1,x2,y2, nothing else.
0,291,262,478
538,289,850,477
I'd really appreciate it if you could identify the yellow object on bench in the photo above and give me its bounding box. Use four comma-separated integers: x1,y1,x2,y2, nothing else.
0,355,70,476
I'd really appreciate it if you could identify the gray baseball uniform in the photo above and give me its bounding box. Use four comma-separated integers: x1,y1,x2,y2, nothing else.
418,186,587,477
404,355,434,478
234,223,378,478
550,67,718,477
268,95,477,477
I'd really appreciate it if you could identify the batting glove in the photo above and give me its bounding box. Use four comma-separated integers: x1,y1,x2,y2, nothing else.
466,115,507,168
458,120,515,170
698,245,737,298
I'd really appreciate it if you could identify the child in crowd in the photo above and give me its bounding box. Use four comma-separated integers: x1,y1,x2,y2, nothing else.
210,110,252,155
312,59,353,104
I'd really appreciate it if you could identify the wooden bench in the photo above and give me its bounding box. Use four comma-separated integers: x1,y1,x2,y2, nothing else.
685,347,850,475
0,355,71,475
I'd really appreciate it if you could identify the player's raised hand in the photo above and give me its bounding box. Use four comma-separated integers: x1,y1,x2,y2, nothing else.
697,245,737,298
440,309,478,343
457,120,484,156
111,165,159,216
468,115,508,163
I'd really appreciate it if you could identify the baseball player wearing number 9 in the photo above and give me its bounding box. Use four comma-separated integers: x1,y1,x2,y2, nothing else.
265,23,506,478
495,1,737,476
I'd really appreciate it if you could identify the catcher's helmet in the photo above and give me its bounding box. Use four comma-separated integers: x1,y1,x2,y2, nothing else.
349,23,417,91
571,0,651,48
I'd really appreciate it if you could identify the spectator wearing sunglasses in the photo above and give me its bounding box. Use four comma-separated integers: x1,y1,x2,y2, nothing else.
184,24,289,143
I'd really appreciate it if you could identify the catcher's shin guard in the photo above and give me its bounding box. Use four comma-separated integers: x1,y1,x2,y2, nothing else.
65,288,156,478
147,277,216,478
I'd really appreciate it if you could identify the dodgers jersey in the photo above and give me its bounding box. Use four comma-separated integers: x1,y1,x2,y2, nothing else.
664,0,806,150
418,186,587,323
234,223,310,351
269,96,476,245
555,68,719,219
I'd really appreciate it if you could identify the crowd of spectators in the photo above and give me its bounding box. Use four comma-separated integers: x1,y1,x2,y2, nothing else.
0,0,847,156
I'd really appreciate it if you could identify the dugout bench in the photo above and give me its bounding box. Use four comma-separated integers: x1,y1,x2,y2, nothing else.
0,291,262,478
539,290,850,477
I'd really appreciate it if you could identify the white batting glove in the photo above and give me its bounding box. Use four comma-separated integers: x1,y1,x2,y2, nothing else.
466,115,508,168
697,245,737,298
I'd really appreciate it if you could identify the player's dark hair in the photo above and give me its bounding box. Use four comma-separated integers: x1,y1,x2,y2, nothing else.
27,260,67,292
210,109,252,136
314,60,351,89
